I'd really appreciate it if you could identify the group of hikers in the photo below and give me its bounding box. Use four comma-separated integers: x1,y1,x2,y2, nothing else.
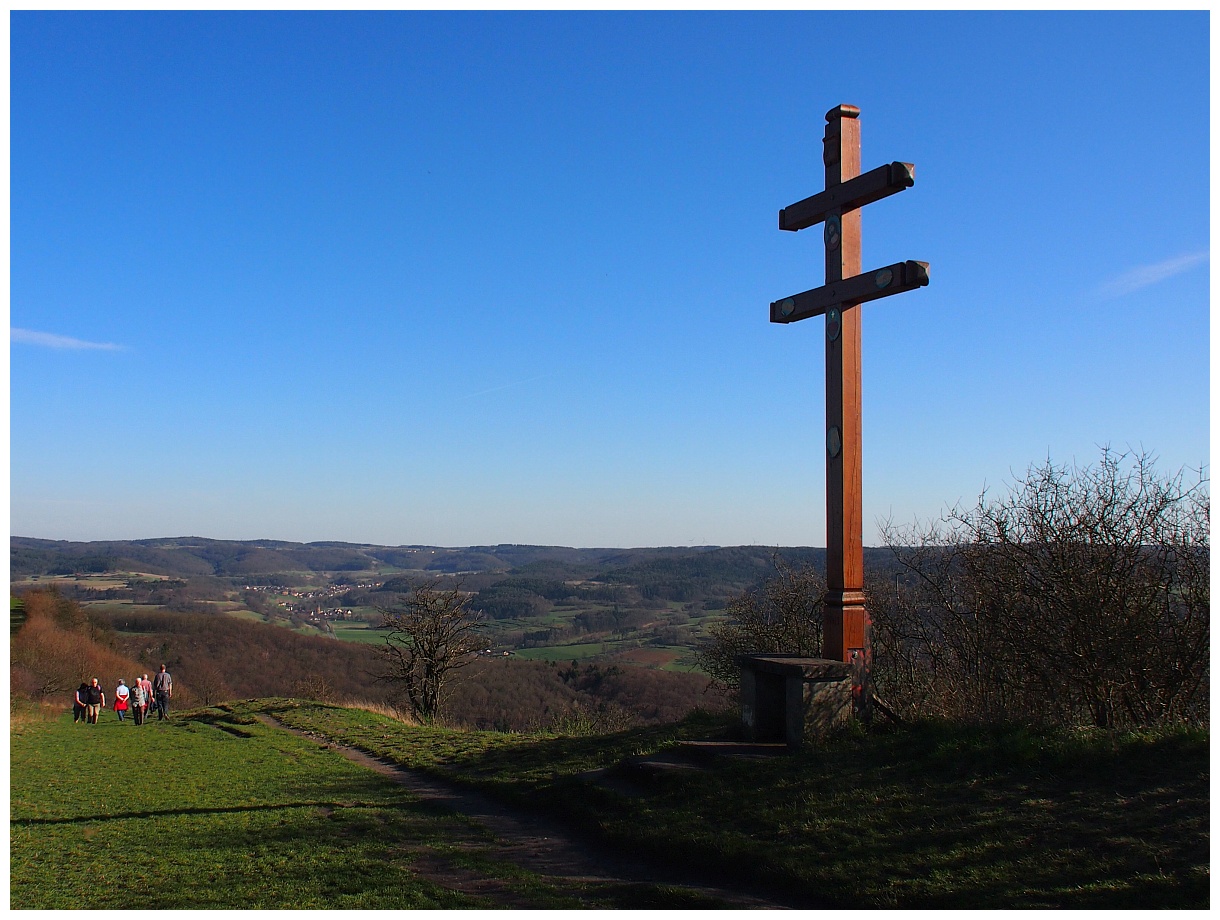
73,664,172,725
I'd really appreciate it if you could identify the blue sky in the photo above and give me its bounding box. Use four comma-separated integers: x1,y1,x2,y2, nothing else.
10,11,1211,548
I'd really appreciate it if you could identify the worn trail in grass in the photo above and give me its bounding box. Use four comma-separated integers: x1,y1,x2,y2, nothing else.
14,699,1209,909
261,699,1210,909
11,707,740,909
261,710,793,908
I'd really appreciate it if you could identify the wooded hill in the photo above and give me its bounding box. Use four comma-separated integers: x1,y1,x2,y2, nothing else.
10,536,718,579
11,589,730,733
11,538,908,669
11,535,903,599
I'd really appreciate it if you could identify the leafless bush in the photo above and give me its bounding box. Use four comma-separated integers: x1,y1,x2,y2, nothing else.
876,448,1209,728
696,557,825,690
11,589,133,701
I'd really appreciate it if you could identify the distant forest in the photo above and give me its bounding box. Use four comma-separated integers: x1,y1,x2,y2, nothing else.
10,536,908,731
11,535,903,592
12,588,733,733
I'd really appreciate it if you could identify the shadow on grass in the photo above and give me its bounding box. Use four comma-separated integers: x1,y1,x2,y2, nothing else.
249,699,1209,909
11,797,425,826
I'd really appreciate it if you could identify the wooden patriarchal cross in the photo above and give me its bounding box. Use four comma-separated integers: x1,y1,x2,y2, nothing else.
770,104,928,705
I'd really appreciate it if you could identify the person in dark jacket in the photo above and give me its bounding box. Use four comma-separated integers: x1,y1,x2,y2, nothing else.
83,678,104,724
73,682,89,724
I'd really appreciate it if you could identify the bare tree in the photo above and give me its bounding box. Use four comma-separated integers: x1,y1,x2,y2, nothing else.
877,448,1209,728
192,660,232,706
375,582,484,723
696,557,825,690
290,673,336,704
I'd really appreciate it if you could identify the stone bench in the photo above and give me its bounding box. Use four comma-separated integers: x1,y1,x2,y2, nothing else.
737,655,853,747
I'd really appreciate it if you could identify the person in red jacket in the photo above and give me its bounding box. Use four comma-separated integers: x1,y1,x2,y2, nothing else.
113,679,130,722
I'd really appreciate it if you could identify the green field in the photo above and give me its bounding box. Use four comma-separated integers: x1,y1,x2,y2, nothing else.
10,709,479,908
10,704,703,909
331,623,387,644
514,641,618,662
12,700,1208,909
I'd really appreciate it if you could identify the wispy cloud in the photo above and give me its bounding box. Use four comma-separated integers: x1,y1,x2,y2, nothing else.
458,373,553,401
1097,251,1209,299
11,328,125,351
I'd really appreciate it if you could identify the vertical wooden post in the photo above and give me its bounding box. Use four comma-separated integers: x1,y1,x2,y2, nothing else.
822,105,870,676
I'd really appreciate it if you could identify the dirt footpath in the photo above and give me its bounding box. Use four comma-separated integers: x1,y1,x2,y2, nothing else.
260,714,796,909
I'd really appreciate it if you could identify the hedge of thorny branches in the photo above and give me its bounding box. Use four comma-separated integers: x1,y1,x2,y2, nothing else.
701,449,1208,729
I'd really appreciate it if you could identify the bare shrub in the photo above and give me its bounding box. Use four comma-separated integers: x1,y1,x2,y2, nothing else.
11,589,136,702
877,449,1209,728
695,557,825,690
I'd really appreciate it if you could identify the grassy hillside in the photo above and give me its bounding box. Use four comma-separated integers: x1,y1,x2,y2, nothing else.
12,699,1208,909
13,538,864,683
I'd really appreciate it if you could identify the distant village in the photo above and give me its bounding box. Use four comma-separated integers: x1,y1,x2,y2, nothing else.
243,582,378,625
242,582,513,656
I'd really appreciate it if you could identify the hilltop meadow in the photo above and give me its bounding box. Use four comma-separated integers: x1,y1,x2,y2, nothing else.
11,697,1208,909
10,529,1210,908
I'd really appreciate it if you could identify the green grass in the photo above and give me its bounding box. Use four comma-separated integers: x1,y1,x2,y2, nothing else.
11,707,485,908
513,642,617,662
224,607,268,623
9,703,749,908
11,596,26,634
14,698,1208,908
648,645,703,672
331,623,387,644
257,700,1211,909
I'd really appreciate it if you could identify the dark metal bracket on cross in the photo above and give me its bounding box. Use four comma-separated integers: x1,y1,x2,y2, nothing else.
768,103,928,685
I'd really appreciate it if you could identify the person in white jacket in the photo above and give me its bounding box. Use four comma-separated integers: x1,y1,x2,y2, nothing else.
130,678,148,725
114,679,131,722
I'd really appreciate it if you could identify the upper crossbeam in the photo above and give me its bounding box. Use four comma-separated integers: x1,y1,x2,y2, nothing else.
778,162,915,232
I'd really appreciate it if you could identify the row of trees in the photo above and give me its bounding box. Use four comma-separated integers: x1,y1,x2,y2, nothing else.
11,590,195,706
699,450,1209,730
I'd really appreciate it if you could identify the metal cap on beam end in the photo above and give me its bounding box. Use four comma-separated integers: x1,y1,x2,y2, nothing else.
905,261,930,286
888,162,916,188
826,104,861,121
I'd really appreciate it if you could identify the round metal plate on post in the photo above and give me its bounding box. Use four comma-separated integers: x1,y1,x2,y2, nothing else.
874,267,893,289
824,216,841,250
826,425,842,459
826,307,841,342
779,298,795,317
